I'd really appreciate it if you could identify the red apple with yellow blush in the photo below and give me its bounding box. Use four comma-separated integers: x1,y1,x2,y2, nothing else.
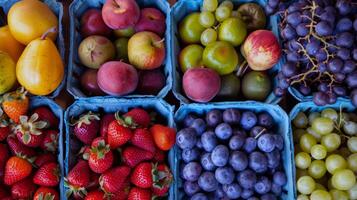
80,9,112,37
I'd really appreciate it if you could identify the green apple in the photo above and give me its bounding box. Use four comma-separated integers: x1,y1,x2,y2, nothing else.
218,17,247,47
179,44,204,72
179,12,205,44
202,41,239,75
217,74,240,99
114,37,129,61
242,71,271,101
114,27,135,38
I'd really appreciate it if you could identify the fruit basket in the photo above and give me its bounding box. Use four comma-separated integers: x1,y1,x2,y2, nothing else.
67,0,172,99
64,97,176,199
171,0,284,104
174,102,294,199
0,0,65,98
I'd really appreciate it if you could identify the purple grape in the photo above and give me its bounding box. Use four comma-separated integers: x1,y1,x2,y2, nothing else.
320,11,335,25
265,5,276,15
318,63,327,73
278,78,290,89
333,86,347,96
335,73,345,82
336,32,354,48
273,134,284,150
205,109,222,127
316,49,328,62
313,92,329,106
296,23,309,36
336,0,352,15
318,82,328,93
346,72,357,88
274,87,285,97
328,93,337,104
327,58,343,73
342,60,356,73
315,21,333,36
286,51,300,62
299,84,311,95
337,48,351,60
353,49,357,61
306,39,321,55
287,39,300,51
351,89,357,107
336,18,353,32
281,62,297,77
286,12,302,26
281,25,297,40
268,0,279,8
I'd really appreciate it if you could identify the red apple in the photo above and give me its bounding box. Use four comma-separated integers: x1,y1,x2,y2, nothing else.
80,69,105,96
102,0,140,30
128,31,165,70
135,8,166,36
80,9,112,37
242,30,281,71
137,69,165,94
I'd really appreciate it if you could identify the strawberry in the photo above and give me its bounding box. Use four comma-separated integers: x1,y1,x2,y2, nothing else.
73,112,100,145
130,162,173,189
150,124,176,151
11,177,37,199
65,160,90,198
100,113,115,138
152,164,173,197
84,190,104,200
34,153,57,167
41,130,59,152
107,119,133,149
122,146,154,167
7,135,36,157
33,162,60,187
89,138,113,173
0,126,10,141
4,156,32,185
34,187,59,200
128,187,152,200
111,180,130,200
131,128,156,152
78,145,91,160
1,88,29,123
15,113,47,147
87,171,100,191
99,165,131,194
152,185,169,197
32,106,59,128
0,144,9,182
124,108,151,128
153,149,165,163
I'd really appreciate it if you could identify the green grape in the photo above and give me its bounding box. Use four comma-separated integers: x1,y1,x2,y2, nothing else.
220,0,234,9
330,189,349,200
308,160,327,179
215,5,232,22
311,144,327,160
315,183,327,191
312,117,334,135
295,152,312,169
348,183,357,200
321,108,338,122
199,11,216,28
331,169,356,190
310,190,332,200
300,133,317,153
321,133,341,152
294,129,306,144
348,153,357,172
307,127,322,142
297,194,309,200
296,169,309,179
348,137,357,153
309,112,321,125
343,121,357,136
326,154,347,174
297,176,316,195
293,112,309,128
200,28,217,46
203,0,218,12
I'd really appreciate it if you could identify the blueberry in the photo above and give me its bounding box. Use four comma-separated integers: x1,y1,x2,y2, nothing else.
176,128,197,150
223,108,241,125
249,151,268,173
191,193,208,200
198,172,218,192
229,134,245,150
240,111,257,130
184,181,200,196
257,134,276,153
250,126,266,137
273,171,287,186
237,169,257,189
241,189,254,199
200,153,216,171
184,114,197,127
206,109,222,127
258,112,274,128
233,129,247,137
247,197,260,200
254,176,271,194
201,131,217,152
190,118,206,135
215,167,235,185
273,134,284,150
271,183,282,196
211,145,229,167
215,123,233,140
182,148,200,163
261,193,277,200
243,137,257,153
229,151,248,171
183,162,202,181
223,183,242,199
266,149,281,169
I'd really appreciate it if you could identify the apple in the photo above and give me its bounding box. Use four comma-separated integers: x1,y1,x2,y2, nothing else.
135,8,166,36
242,71,271,101
179,12,205,44
80,9,112,37
202,41,239,75
128,31,165,70
218,17,247,47
80,69,105,96
217,74,240,99
102,0,140,30
179,44,204,72
137,69,165,94
114,37,129,62
114,26,135,37
242,30,281,71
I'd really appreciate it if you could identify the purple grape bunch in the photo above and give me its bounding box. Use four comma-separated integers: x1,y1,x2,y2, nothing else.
276,0,357,106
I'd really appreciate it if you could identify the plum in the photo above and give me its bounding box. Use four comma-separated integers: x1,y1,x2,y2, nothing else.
80,69,105,96
97,61,138,96
80,9,112,37
183,68,221,103
137,69,165,95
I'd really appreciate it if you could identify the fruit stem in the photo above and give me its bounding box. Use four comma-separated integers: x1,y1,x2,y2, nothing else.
153,38,165,48
41,27,57,40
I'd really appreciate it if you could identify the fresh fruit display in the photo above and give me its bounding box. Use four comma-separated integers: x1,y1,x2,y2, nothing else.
176,106,290,199
292,105,357,200
70,0,169,97
0,89,62,199
65,104,175,198
174,0,282,103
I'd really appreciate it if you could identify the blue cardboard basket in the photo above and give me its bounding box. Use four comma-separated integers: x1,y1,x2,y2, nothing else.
64,97,175,199
170,0,283,104
29,96,65,199
67,0,172,99
0,0,65,98
174,101,294,200
289,99,356,199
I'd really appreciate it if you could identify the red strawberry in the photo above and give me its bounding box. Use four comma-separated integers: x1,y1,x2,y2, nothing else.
7,135,36,157
107,119,133,149
0,144,9,182
152,164,173,197
87,171,100,191
65,160,90,198
34,153,57,167
99,165,131,194
131,128,156,152
124,108,151,127
152,185,169,197
73,112,100,145
11,177,37,199
122,146,154,167
78,145,91,160
84,190,104,200
150,124,176,151
41,130,59,152
34,187,59,200
33,162,60,187
128,187,152,200
100,113,115,138
1,88,29,123
131,162,173,189
153,149,165,163
15,113,47,147
0,126,10,141
32,106,59,128
89,138,113,173
4,156,32,185
111,180,130,200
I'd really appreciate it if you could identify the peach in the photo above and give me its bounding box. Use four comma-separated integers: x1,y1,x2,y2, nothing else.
102,0,140,30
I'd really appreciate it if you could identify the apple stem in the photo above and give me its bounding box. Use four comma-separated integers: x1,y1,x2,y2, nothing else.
41,27,57,40
153,38,165,47
236,61,248,77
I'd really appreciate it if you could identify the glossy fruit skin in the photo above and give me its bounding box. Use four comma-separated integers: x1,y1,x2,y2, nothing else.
7,0,58,45
179,12,206,44
135,8,166,36
102,0,140,30
131,162,153,188
128,187,152,200
100,166,131,193
150,124,176,151
107,120,133,149
33,162,59,187
122,146,154,167
84,190,104,200
100,114,115,138
179,44,204,72
4,156,32,186
0,52,16,95
124,108,151,128
7,136,36,158
80,69,105,96
89,140,113,173
11,178,37,199
80,9,112,37
237,3,267,31
218,17,247,47
0,26,24,61
32,106,59,128
131,128,156,152
137,69,165,95
242,71,271,101
66,160,90,188
73,113,100,145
